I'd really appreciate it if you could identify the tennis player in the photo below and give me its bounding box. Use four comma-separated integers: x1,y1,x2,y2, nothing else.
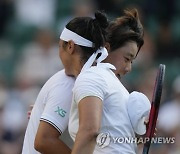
66,9,146,154
22,10,108,154
22,9,148,154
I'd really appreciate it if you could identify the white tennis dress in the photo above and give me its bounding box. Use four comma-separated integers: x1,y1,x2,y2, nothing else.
22,69,75,154
69,63,137,154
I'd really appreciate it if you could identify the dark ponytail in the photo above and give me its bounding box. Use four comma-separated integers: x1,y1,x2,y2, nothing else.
65,11,109,63
90,11,109,50
107,9,144,54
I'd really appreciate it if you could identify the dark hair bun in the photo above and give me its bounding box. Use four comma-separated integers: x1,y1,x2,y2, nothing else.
107,8,144,52
94,11,109,29
124,9,143,36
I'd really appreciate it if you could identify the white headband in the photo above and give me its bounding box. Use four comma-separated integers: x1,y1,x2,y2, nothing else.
60,27,93,47
81,47,109,72
60,27,109,71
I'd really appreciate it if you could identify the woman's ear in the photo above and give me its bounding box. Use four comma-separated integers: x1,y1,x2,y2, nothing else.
67,40,75,54
105,42,110,52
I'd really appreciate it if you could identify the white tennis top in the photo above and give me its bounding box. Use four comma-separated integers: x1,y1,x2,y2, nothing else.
22,69,75,154
69,63,137,154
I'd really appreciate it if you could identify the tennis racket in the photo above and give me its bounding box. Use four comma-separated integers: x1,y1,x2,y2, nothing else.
142,64,166,154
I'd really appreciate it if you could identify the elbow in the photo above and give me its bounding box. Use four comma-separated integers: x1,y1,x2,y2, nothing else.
34,136,46,152
89,129,100,139
79,125,100,139
34,139,42,152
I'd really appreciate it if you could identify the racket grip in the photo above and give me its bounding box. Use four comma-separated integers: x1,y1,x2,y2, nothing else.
142,146,149,154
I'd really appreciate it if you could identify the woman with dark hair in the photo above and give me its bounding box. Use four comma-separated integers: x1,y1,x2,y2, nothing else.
59,10,109,77
105,9,144,80
66,9,147,154
23,10,109,154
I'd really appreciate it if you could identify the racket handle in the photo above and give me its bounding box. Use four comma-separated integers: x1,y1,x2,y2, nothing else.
142,146,149,154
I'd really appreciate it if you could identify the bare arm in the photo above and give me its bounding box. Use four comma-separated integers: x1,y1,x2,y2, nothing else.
72,97,102,154
34,121,71,154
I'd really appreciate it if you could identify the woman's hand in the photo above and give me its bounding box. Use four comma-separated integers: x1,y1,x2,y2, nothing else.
144,117,158,136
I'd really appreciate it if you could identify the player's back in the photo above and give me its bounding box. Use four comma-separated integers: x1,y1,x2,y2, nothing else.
22,69,75,154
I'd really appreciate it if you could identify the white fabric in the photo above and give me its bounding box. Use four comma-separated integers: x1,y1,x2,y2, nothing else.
127,92,151,135
60,27,93,47
69,63,137,154
22,69,75,154
81,47,109,72
97,63,116,70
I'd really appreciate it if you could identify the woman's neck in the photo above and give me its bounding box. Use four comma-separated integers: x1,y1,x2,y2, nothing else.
73,60,84,78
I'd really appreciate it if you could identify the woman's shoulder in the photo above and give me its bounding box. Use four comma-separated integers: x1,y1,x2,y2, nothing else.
78,66,109,82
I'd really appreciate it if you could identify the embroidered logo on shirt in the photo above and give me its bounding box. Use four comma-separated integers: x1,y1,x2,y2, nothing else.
55,106,67,117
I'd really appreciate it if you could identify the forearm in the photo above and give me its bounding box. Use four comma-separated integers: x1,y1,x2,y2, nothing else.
35,137,71,154
72,128,97,154
71,96,102,154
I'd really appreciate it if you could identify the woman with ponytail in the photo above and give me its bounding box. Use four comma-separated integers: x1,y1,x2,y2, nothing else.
105,9,144,80
59,10,109,77
68,9,147,154
23,10,109,154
